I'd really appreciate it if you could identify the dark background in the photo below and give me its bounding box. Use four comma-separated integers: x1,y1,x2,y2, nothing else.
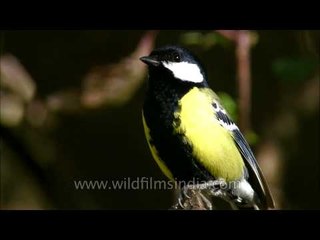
1,30,319,209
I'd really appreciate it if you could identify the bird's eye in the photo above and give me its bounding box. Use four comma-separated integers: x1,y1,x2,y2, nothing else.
173,53,180,62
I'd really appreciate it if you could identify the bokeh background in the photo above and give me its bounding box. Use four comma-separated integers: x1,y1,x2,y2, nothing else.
0,30,319,209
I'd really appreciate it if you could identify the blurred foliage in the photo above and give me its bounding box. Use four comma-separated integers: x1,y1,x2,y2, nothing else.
217,92,238,122
181,31,232,49
181,31,260,50
272,57,318,83
245,130,260,146
0,30,319,210
218,92,260,146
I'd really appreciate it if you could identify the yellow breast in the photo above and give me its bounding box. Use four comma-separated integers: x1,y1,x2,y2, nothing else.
174,87,244,181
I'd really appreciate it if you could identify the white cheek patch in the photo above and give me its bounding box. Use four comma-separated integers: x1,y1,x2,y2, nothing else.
162,61,204,83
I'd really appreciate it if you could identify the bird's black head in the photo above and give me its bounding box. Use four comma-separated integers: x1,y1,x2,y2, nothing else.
140,45,208,85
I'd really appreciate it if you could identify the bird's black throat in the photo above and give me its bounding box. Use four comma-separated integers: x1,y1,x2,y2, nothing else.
143,69,213,183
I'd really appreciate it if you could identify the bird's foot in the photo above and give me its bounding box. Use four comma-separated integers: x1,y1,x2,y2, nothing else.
204,179,237,204
174,184,213,210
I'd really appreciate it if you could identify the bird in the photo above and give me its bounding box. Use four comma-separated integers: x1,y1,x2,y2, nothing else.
140,45,274,210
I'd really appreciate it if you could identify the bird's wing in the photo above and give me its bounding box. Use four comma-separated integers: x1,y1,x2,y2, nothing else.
212,95,274,209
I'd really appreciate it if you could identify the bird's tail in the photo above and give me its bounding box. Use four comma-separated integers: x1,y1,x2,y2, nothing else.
231,193,267,210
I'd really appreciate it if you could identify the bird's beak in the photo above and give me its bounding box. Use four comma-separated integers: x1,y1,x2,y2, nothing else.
140,56,160,67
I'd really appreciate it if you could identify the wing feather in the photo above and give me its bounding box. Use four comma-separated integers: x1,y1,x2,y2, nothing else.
213,98,274,209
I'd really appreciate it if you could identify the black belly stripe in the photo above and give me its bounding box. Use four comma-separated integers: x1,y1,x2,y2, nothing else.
143,79,214,182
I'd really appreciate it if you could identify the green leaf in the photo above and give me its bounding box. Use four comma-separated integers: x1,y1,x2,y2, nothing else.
218,92,259,146
245,130,259,146
272,57,319,83
207,32,232,48
180,32,202,46
180,32,232,50
217,92,238,122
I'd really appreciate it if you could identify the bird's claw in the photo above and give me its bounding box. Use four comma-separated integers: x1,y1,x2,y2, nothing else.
182,185,191,199
175,185,192,209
